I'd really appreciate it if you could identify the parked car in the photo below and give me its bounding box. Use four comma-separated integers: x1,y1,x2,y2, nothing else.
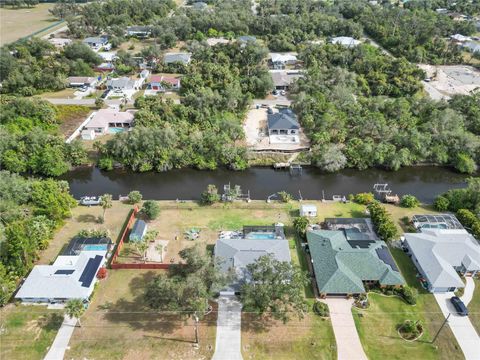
280,90,286,96
450,296,468,316
272,89,278,95
100,89,110,99
79,85,88,92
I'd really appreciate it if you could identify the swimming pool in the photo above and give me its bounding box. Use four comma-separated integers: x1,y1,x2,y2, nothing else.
108,127,126,134
83,244,108,251
246,232,276,240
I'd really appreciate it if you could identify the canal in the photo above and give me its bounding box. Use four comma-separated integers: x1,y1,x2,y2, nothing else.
60,166,470,203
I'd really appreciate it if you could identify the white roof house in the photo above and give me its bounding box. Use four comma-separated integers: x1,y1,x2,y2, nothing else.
164,52,192,65
269,53,298,69
330,36,361,47
15,250,106,303
450,34,472,42
300,204,317,217
405,229,480,292
83,109,135,137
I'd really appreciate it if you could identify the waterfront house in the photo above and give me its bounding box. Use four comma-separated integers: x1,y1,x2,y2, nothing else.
82,109,135,139
404,229,480,292
267,108,300,144
300,204,317,217
215,224,289,293
307,229,404,296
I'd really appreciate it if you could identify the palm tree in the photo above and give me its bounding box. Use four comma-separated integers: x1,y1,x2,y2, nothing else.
65,298,86,327
99,194,113,223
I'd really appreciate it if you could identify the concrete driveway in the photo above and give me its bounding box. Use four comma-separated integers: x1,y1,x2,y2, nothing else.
212,295,243,360
434,285,480,360
322,298,367,360
44,314,77,360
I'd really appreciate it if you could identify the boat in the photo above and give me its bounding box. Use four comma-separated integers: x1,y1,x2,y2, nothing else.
79,196,101,206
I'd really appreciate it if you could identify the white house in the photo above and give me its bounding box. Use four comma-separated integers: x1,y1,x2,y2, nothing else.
330,36,361,47
15,250,107,303
48,38,72,48
83,36,110,51
300,204,317,217
67,76,98,88
163,52,192,65
405,229,480,293
269,53,298,69
126,26,151,38
82,109,135,139
106,77,138,91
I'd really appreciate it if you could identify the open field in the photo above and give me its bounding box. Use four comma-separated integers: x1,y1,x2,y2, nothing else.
55,104,93,138
352,248,463,360
468,278,480,334
65,269,216,360
0,4,58,45
37,201,133,264
0,305,63,360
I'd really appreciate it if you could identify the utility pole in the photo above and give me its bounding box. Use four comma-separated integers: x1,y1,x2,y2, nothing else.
194,312,199,345
431,313,450,344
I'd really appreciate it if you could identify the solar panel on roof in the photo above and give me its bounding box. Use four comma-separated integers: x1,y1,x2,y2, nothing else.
55,269,75,275
347,240,375,249
79,255,103,288
375,246,399,271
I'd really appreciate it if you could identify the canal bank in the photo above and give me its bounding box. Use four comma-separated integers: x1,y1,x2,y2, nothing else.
60,166,469,202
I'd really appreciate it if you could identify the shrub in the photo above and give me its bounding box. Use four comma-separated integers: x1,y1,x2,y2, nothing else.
293,216,309,238
128,190,143,204
433,196,450,211
367,201,399,242
200,184,220,205
77,228,109,238
353,192,375,205
96,267,107,279
399,285,418,305
400,195,420,208
98,157,114,170
278,191,292,203
142,200,160,220
456,209,480,238
313,301,329,317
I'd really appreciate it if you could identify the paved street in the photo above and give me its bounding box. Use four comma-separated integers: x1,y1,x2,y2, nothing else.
44,98,128,106
322,298,368,360
434,284,480,360
212,295,243,360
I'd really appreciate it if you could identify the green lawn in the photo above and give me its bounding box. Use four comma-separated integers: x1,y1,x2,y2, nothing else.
468,278,480,334
352,248,463,360
0,305,63,360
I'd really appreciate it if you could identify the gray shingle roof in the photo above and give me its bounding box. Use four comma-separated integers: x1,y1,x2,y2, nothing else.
267,109,299,130
163,52,192,65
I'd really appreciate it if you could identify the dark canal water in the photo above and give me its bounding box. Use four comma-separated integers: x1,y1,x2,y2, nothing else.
60,166,470,203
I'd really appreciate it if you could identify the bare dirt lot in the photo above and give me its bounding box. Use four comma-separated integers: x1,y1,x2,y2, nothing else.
419,64,480,100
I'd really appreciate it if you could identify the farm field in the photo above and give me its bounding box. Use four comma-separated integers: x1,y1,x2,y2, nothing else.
0,4,59,45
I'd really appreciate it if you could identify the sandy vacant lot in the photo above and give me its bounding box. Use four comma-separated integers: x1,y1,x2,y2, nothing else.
419,64,480,100
0,4,59,45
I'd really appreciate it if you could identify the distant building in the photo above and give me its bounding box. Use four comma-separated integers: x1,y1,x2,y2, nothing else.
330,36,361,47
98,51,118,62
96,62,115,72
463,41,480,53
67,76,98,88
192,1,208,10
206,37,231,46
405,229,480,293
300,204,317,217
126,26,152,38
106,77,138,91
149,75,181,92
238,35,256,43
163,52,192,65
269,52,298,69
48,38,72,48
270,70,303,91
83,36,109,51
307,229,404,296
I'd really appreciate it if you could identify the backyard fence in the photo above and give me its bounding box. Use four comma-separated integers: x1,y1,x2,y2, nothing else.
109,205,175,270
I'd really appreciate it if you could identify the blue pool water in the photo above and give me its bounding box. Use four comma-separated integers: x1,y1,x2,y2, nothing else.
83,244,108,251
246,232,275,240
108,127,126,134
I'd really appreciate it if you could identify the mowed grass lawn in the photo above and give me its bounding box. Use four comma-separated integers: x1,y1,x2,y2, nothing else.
353,248,463,360
468,278,480,334
0,4,58,45
65,269,217,360
0,305,63,360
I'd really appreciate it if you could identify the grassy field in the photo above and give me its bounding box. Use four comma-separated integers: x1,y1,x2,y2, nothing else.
0,305,63,360
352,248,463,360
65,269,217,360
468,278,480,334
0,4,58,45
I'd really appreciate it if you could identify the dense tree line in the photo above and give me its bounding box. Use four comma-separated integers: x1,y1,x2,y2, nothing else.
97,42,272,172
0,38,102,95
404,0,480,16
292,44,480,173
337,0,476,64
0,97,88,176
0,171,77,305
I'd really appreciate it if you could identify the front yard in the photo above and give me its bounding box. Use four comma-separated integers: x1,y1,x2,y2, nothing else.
0,305,63,360
468,278,480,334
352,248,463,360
65,269,217,360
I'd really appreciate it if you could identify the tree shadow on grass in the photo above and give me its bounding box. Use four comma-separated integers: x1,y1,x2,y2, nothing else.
77,214,98,223
38,313,64,332
241,313,274,334
102,271,183,335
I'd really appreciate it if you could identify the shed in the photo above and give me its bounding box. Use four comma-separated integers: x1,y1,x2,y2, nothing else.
300,204,317,217
129,219,147,242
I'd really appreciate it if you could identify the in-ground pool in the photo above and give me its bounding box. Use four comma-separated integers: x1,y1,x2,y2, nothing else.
108,127,126,134
83,244,108,251
246,232,276,240
420,223,448,229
